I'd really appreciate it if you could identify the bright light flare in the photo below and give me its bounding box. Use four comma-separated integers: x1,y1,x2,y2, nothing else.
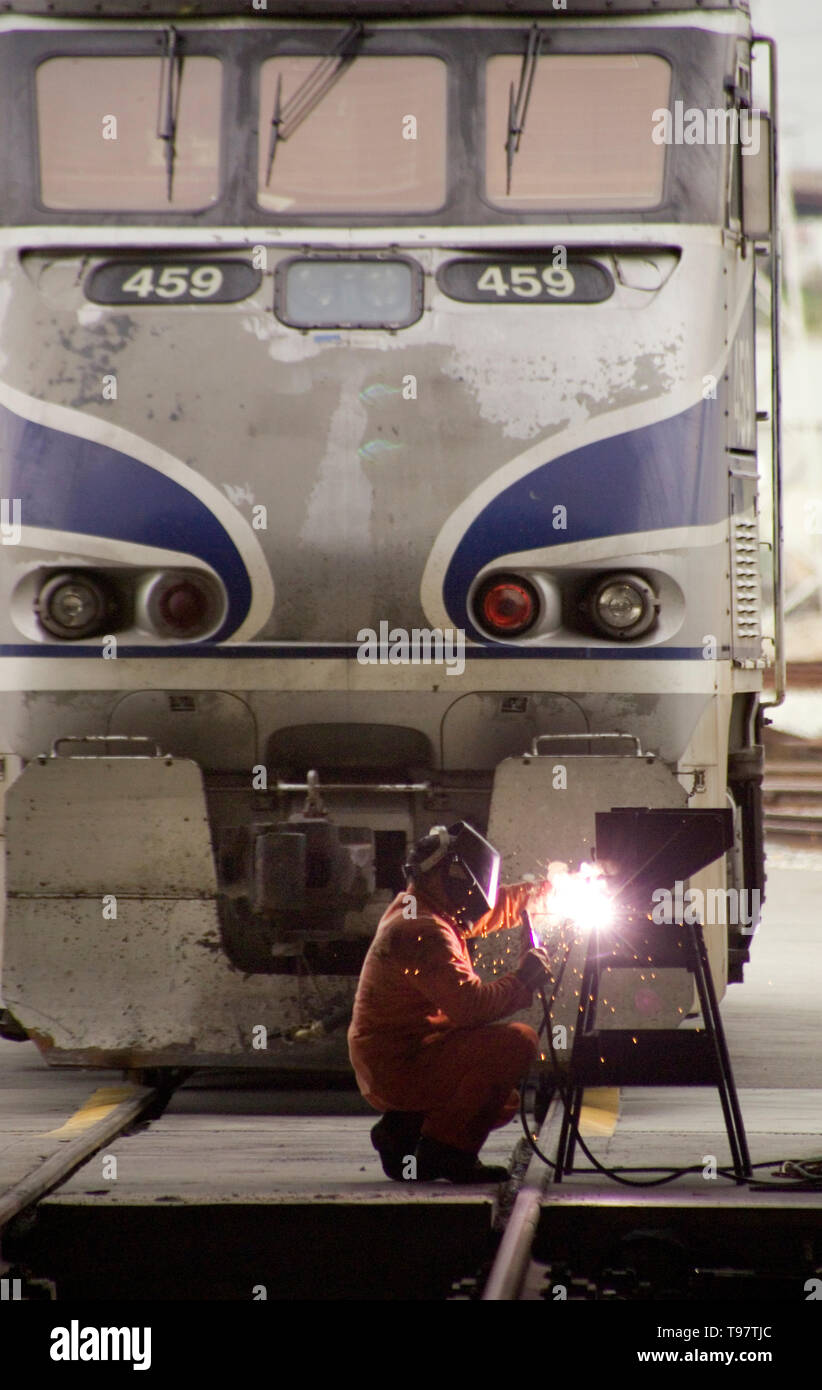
530,861,614,940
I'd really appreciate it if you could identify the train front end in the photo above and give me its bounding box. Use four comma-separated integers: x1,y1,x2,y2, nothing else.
0,0,778,1071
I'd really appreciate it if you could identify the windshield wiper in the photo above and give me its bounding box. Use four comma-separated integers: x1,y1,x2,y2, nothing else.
505,23,543,195
157,26,183,203
266,20,364,184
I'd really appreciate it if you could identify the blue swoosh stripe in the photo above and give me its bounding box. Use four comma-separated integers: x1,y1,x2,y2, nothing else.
0,402,251,641
443,398,725,638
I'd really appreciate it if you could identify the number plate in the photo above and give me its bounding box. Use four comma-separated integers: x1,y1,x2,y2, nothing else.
85,259,262,305
436,258,613,304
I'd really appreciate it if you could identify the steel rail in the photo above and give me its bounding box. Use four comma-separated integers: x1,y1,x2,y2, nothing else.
482,1188,542,1301
482,1095,565,1301
0,1085,157,1235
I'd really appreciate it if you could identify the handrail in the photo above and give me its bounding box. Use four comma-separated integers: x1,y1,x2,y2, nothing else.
753,34,785,708
528,732,644,758
275,780,430,793
50,735,164,758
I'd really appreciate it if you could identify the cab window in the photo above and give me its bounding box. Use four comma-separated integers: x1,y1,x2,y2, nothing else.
258,56,447,213
486,53,671,211
37,56,222,211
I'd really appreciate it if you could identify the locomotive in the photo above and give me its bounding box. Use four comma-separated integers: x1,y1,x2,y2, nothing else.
0,0,782,1075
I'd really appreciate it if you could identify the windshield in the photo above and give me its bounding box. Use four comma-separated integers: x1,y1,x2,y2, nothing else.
257,56,447,213
36,55,221,211
486,53,671,210
30,43,677,220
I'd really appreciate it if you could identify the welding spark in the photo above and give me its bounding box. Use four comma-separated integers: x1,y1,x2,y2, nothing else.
530,861,613,941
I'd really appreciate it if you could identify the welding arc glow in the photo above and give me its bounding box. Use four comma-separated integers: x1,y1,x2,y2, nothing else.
530,862,614,940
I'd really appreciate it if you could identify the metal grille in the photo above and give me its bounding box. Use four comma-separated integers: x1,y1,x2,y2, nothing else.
731,514,760,646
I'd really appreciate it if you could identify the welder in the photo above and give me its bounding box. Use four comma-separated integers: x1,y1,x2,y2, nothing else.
348,822,553,1184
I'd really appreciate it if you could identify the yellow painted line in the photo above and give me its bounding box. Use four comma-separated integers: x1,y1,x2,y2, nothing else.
578,1087,620,1138
43,1085,141,1140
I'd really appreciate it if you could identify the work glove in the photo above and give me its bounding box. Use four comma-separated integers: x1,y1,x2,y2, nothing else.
516,948,553,991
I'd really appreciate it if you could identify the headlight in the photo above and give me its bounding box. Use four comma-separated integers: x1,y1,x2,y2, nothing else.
473,573,539,637
35,572,112,640
587,572,658,639
278,257,419,328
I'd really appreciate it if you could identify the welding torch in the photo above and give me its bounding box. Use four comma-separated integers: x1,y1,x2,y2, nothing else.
515,908,554,991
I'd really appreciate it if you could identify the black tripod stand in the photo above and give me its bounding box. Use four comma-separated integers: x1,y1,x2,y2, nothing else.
551,914,752,1182
539,807,753,1184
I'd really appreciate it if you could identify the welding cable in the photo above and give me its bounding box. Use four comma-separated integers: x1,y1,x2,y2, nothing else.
538,973,800,1186
746,1178,822,1191
519,1072,558,1168
735,1158,822,1190
517,936,806,1187
518,936,575,1170
780,1157,822,1179
542,999,799,1187
515,922,751,1185
517,932,645,1176
522,980,753,1187
540,1023,801,1187
545,987,739,1186
526,930,750,1185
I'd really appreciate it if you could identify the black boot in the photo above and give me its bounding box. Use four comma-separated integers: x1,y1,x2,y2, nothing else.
415,1134,509,1185
371,1111,425,1181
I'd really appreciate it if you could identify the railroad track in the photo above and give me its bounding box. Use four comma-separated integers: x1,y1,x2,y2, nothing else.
763,755,822,838
480,1094,822,1302
2,1068,519,1301
482,1094,601,1302
0,1079,161,1296
765,814,822,836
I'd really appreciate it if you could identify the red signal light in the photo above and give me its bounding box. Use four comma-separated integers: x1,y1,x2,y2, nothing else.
474,575,539,637
158,581,209,634
135,569,223,640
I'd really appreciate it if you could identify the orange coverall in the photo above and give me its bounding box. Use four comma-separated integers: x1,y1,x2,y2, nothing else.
348,884,539,1152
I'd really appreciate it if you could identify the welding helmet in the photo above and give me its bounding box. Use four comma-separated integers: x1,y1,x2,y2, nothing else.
405,822,501,929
